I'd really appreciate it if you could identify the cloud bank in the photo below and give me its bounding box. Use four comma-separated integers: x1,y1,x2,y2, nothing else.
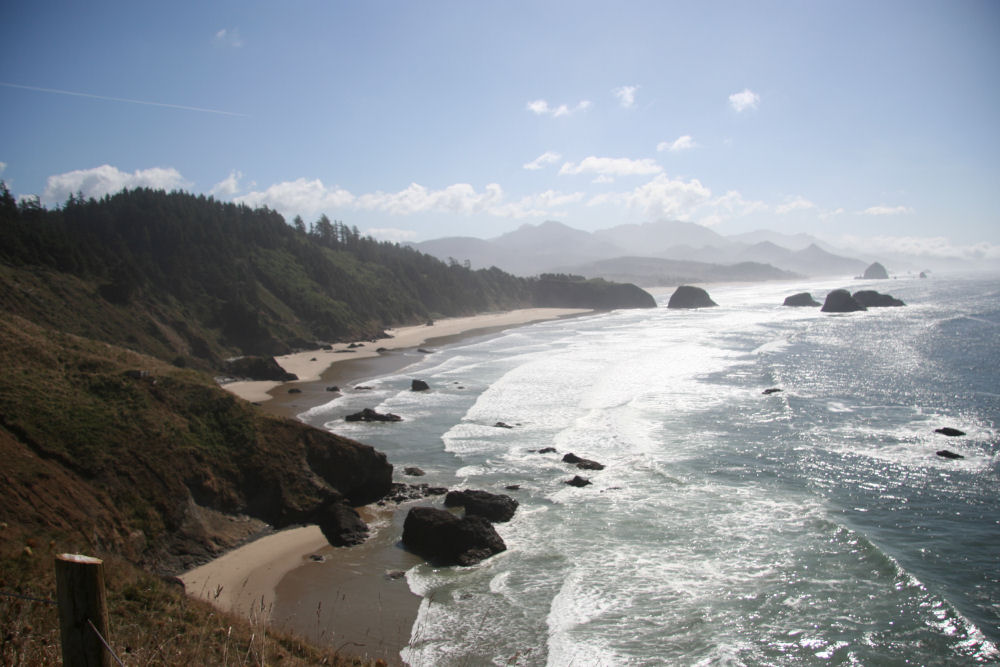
43,165,191,203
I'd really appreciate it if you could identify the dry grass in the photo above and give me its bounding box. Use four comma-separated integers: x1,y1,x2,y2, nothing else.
0,529,384,667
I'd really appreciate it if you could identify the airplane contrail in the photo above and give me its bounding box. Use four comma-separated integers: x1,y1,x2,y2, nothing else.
0,81,250,117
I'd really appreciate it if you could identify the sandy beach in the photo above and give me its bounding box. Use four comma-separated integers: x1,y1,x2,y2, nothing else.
222,308,590,404
184,307,592,664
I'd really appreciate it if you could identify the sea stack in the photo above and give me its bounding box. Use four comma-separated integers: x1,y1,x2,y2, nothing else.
783,292,821,307
862,262,889,279
821,289,867,313
667,285,717,309
852,290,905,307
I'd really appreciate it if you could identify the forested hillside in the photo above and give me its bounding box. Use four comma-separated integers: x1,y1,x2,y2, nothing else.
0,186,652,370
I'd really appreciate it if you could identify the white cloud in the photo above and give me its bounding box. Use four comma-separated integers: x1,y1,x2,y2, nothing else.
357,182,505,216
209,170,243,198
0,161,6,175
700,190,768,225
559,156,662,177
776,196,816,214
657,135,697,152
526,99,591,117
613,85,638,108
836,234,1000,261
591,174,615,184
214,28,243,48
861,205,914,216
490,190,585,219
729,88,760,112
366,227,418,242
236,178,355,219
43,165,191,203
523,151,562,170
587,173,712,221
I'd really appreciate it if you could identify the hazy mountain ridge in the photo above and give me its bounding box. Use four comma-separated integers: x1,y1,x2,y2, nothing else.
412,219,871,283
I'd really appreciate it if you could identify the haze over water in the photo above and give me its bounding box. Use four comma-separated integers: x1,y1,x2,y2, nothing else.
302,274,1000,665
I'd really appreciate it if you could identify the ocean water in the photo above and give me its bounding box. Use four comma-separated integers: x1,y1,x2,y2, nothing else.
299,274,1000,666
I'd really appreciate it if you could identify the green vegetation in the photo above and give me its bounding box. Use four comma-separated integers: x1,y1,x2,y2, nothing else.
0,185,651,371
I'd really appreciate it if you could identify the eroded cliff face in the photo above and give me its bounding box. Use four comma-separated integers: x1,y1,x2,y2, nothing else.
0,314,393,574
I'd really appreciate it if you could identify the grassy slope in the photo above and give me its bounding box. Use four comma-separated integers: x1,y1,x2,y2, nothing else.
0,314,394,664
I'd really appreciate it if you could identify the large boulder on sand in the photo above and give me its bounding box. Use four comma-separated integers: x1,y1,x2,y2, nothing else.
862,262,889,279
402,506,506,566
314,500,368,546
821,289,867,313
667,285,717,309
783,292,821,307
444,489,519,522
852,290,905,307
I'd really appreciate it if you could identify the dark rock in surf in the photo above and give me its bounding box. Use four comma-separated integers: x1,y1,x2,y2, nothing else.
862,262,889,279
667,285,717,309
936,450,965,460
505,485,521,491
326,385,340,392
493,421,514,429
565,475,592,487
444,489,519,523
935,427,965,437
821,289,867,313
562,453,605,470
411,379,430,391
783,292,821,307
762,388,783,395
404,467,426,477
852,290,905,307
345,408,402,422
534,447,558,454
288,388,302,394
401,506,506,566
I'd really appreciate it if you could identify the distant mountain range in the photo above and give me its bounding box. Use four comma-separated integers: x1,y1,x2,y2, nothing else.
411,220,870,285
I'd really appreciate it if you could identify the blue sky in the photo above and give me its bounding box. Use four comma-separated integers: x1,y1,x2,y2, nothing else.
2,1,998,260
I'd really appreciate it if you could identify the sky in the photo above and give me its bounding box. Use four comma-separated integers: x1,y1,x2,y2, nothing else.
2,0,998,261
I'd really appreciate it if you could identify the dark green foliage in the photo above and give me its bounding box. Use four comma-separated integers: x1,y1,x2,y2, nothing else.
0,185,652,369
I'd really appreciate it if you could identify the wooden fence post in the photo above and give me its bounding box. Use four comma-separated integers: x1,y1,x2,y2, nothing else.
55,553,112,667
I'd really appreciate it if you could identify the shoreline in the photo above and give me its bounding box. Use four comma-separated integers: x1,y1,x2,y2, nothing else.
183,307,593,664
222,308,592,406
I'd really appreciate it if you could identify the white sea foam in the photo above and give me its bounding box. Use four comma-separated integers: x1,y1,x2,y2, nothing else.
390,277,1000,664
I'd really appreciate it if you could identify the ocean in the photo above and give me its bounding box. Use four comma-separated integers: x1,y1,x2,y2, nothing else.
298,273,999,666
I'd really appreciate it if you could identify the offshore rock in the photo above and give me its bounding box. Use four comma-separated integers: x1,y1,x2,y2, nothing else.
411,379,430,391
562,453,605,470
852,290,905,307
345,408,402,423
402,506,506,566
762,388,783,395
935,427,966,437
565,475,592,487
783,292,821,307
936,450,965,460
444,489,519,522
821,289,866,313
404,467,426,477
667,285,717,309
862,262,889,279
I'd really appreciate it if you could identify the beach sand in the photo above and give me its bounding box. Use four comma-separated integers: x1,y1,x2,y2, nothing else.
183,307,591,664
222,308,590,404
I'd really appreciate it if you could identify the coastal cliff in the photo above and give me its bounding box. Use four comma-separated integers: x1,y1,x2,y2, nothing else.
0,314,392,575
